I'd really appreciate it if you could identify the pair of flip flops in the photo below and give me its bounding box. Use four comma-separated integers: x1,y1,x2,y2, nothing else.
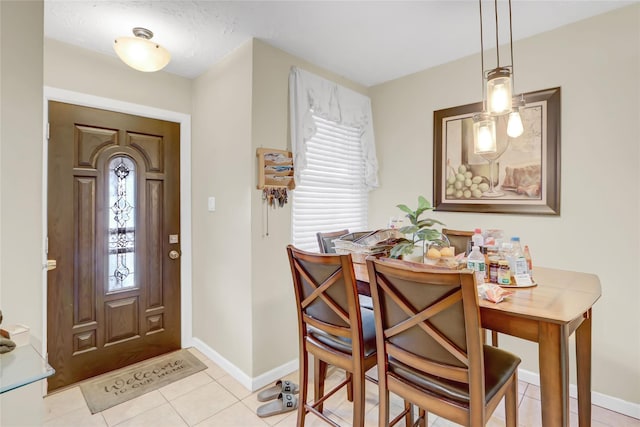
256,380,299,417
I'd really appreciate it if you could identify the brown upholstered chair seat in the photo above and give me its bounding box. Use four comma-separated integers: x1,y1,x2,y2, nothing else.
389,345,520,405
308,307,377,358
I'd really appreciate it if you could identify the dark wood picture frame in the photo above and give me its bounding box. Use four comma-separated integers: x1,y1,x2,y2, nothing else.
433,87,560,215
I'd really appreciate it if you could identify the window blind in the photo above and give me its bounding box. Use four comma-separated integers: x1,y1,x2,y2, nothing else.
292,114,368,252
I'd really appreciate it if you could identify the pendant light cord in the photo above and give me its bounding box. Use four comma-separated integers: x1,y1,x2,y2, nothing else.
479,0,486,110
494,0,500,67
509,0,516,95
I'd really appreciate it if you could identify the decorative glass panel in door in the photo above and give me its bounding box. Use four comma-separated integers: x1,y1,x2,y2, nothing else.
108,156,136,291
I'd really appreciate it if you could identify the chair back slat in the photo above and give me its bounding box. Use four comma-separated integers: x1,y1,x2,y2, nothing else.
386,345,469,384
303,314,352,339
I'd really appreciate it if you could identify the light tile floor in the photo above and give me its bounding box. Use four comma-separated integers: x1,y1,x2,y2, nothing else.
43,348,639,427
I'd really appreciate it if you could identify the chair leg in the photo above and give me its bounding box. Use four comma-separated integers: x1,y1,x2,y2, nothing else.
346,371,354,402
314,358,328,413
404,401,414,427
352,371,366,427
418,408,427,427
298,352,309,427
491,330,499,347
378,387,389,427
504,376,518,427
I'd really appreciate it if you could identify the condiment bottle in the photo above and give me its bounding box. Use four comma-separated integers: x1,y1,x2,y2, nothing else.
524,245,533,276
489,256,500,283
482,246,490,283
498,260,511,285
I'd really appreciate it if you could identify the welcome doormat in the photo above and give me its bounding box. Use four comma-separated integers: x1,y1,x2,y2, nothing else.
79,349,207,414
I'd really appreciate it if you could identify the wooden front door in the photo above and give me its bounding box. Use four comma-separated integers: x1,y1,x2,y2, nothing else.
47,101,181,391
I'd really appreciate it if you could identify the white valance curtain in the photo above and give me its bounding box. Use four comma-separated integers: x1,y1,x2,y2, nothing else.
289,67,379,190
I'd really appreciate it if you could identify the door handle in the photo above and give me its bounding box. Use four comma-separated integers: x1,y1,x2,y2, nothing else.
45,260,57,271
168,250,181,260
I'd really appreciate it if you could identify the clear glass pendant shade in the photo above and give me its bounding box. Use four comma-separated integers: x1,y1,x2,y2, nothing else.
486,68,512,115
473,113,497,154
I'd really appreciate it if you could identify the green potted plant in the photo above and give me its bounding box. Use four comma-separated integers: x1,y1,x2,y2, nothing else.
390,196,445,261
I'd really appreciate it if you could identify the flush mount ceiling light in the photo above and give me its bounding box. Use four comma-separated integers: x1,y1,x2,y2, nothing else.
113,27,171,72
474,0,524,154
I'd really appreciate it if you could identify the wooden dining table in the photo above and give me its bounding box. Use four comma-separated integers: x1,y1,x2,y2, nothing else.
353,262,602,427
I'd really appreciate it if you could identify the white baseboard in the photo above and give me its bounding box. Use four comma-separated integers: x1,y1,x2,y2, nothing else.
518,368,640,420
187,341,639,420
190,338,298,392
251,359,300,392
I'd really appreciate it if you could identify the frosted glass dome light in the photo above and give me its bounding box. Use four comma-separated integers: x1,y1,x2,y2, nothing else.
114,27,171,72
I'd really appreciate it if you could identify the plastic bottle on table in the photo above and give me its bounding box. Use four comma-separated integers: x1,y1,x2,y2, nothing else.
472,228,484,249
524,245,533,276
466,245,486,284
500,241,514,267
510,237,528,276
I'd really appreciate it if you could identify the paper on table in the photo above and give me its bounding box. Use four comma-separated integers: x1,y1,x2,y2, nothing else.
478,284,514,303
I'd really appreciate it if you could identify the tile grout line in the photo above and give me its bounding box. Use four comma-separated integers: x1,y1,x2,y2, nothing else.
108,391,170,427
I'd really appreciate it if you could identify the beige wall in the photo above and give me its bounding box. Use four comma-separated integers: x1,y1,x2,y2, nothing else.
1,0,637,410
249,40,368,375
0,0,44,343
190,41,254,373
369,5,640,404
44,39,192,113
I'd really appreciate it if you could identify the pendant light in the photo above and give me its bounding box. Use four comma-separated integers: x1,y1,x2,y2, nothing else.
504,0,525,138
473,0,497,154
485,0,514,116
113,27,171,72
474,0,524,153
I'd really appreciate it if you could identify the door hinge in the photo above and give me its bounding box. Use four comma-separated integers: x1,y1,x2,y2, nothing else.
46,122,50,140
45,236,48,255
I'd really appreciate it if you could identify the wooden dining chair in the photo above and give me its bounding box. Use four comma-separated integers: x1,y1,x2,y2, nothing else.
366,257,521,427
286,245,378,427
316,229,373,303
316,229,349,254
442,228,498,347
442,228,474,256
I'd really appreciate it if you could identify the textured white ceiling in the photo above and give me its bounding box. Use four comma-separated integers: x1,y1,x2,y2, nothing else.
44,0,635,86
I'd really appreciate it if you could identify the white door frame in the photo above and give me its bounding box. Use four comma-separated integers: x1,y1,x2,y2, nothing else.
41,86,193,359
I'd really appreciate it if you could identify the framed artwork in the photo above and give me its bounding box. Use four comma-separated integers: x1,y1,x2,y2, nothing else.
433,87,560,215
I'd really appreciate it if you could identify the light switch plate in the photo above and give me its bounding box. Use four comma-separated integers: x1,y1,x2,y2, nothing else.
208,196,216,211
